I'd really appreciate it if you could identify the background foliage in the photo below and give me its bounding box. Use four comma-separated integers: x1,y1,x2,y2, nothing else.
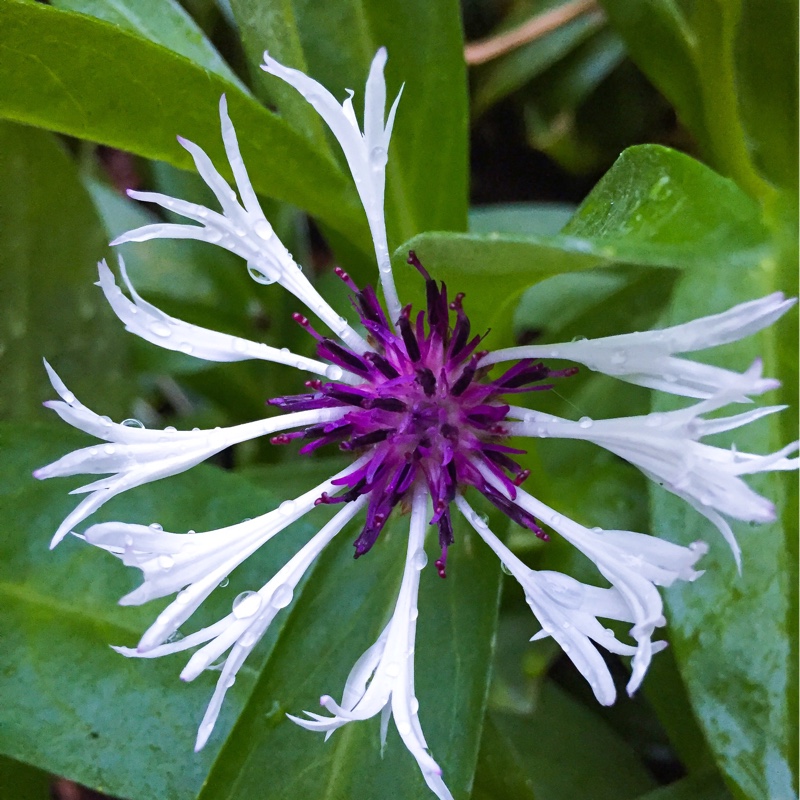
0,0,796,799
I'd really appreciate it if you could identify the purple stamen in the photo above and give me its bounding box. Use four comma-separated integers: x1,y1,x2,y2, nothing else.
267,253,577,567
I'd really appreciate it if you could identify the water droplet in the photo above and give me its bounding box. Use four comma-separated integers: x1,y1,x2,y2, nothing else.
570,335,587,343
99,415,112,426
149,322,172,338
254,219,273,240
149,522,163,531
590,527,603,535
157,555,174,571
270,584,293,609
164,426,177,433
247,263,276,285
232,337,248,353
604,627,615,637
370,146,387,167
396,720,411,735
226,676,236,688
562,642,572,653
233,591,262,619
664,373,678,383
325,364,343,380
411,697,419,714
176,590,191,605
219,577,230,588
61,390,76,404
500,562,513,576
179,342,194,355
103,444,116,455
205,228,223,244
541,573,584,608
477,513,489,527
645,412,664,427
121,418,144,429
550,514,562,526
578,416,593,429
410,608,419,621
385,661,401,678
412,549,428,570
610,349,627,366
278,499,296,515
240,632,258,648
166,629,183,643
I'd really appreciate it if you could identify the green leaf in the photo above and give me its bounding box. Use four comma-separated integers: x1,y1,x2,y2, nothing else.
562,145,771,268
469,202,576,236
241,0,470,243
0,755,52,800
598,0,788,199
0,1,368,246
650,264,798,800
0,121,129,421
479,685,657,800
49,0,246,90
634,770,734,800
197,504,502,800
0,422,330,799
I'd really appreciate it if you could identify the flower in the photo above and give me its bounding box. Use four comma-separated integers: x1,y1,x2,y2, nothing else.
36,48,797,800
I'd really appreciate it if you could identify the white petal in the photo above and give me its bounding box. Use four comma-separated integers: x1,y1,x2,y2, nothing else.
261,49,402,322
97,259,349,379
482,294,795,399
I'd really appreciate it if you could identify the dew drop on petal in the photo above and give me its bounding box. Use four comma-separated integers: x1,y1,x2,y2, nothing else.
610,349,627,366
167,629,183,643
396,720,411,735
103,444,116,455
325,364,343,380
99,415,113,426
226,676,236,688
232,591,262,619
176,590,191,605
410,608,419,621
149,522,163,531
240,632,258,648
157,555,174,571
205,229,223,244
411,698,419,714
179,342,194,355
412,549,428,570
278,499,296,515
254,219,273,240
500,562,513,576
149,322,172,338
164,426,177,433
219,577,230,588
385,662,401,678
121,418,144,429
270,584,294,609
646,412,664,427
578,416,593,429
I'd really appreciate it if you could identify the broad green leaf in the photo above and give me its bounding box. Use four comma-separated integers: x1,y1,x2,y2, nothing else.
244,0,470,244
480,686,656,800
0,421,334,799
472,715,537,800
598,0,788,199
562,145,771,268
651,263,798,800
197,504,502,800
394,145,771,331
50,0,246,90
469,202,576,236
0,121,129,421
0,0,368,247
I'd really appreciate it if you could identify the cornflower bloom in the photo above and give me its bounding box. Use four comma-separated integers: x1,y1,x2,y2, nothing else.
36,49,798,799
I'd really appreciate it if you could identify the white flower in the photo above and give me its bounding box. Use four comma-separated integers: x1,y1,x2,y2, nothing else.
505,396,799,568
262,46,403,322
481,293,796,400
35,361,348,547
289,487,451,800
36,46,797,800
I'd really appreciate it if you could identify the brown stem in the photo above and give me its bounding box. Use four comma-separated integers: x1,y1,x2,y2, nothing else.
465,0,601,66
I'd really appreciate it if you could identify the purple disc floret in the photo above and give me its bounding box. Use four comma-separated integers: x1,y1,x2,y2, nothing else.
268,252,577,576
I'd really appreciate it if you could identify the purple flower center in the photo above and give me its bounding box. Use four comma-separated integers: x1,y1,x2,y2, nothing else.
268,251,577,576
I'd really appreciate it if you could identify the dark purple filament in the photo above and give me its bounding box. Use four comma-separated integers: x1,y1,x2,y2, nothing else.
268,252,577,577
